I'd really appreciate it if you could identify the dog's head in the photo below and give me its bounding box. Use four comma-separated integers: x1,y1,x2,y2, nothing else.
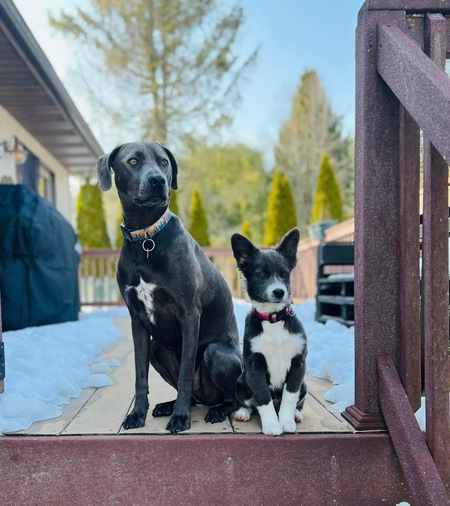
96,141,178,208
231,228,300,312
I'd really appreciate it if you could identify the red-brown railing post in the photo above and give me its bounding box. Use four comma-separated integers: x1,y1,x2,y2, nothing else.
342,6,407,430
423,12,450,488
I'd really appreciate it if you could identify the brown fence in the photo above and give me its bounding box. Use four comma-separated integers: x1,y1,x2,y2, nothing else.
295,219,355,301
79,218,355,306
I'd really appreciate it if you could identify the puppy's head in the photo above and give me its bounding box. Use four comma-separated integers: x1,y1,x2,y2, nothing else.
231,228,300,312
96,141,178,209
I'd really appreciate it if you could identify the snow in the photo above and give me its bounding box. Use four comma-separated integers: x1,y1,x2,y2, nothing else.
0,299,424,435
0,318,122,434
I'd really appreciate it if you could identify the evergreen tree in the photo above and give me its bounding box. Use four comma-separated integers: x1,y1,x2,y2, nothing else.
264,170,298,247
181,142,269,245
170,189,180,216
241,219,252,240
189,186,210,246
77,178,111,248
280,173,297,232
275,69,353,232
50,1,258,145
311,152,344,223
115,202,124,248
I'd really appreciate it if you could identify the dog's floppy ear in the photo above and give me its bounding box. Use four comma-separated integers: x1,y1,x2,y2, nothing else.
231,233,258,269
275,228,300,270
158,144,178,190
97,145,123,191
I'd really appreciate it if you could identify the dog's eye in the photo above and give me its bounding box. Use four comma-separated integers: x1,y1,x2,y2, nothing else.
281,271,289,279
161,159,169,166
257,271,265,279
128,158,138,165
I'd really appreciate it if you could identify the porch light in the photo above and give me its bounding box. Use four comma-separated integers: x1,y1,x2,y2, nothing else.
1,137,29,164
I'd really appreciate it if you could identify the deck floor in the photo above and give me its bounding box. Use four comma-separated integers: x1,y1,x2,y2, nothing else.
12,318,352,437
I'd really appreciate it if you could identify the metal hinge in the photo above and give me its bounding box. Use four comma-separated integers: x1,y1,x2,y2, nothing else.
0,342,4,381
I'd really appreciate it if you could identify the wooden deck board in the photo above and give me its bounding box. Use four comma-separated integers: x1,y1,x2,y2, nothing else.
9,317,352,437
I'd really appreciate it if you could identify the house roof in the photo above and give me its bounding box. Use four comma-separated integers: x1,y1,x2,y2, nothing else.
0,0,103,175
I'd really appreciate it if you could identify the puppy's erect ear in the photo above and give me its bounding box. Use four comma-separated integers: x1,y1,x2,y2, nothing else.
231,233,259,269
275,228,300,270
97,145,123,191
157,144,178,190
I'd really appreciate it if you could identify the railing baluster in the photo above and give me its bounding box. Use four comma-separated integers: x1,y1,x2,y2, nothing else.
422,12,450,488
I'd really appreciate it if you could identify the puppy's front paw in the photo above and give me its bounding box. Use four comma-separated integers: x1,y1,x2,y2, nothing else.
280,419,297,433
122,409,147,430
166,412,191,434
262,421,283,436
234,407,251,422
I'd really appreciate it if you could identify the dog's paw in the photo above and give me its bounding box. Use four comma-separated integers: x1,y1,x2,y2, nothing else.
152,400,176,417
261,420,284,436
166,412,191,434
122,410,147,430
234,407,252,422
280,419,297,433
205,406,226,424
294,409,304,423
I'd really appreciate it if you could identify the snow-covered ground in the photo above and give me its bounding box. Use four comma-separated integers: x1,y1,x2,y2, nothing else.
0,299,424,435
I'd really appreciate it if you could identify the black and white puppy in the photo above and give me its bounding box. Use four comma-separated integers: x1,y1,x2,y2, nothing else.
231,229,307,436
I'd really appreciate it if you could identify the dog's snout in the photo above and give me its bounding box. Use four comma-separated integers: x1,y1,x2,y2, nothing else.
272,288,285,300
150,175,166,186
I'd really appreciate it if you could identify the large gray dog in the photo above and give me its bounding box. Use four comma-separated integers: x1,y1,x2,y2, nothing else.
97,141,242,434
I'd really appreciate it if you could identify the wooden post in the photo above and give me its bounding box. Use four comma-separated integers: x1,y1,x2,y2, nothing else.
423,12,450,490
342,7,406,430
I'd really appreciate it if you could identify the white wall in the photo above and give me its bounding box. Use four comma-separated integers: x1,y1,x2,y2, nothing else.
0,105,73,222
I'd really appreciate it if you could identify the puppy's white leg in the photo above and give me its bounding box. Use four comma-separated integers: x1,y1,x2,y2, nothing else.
278,387,300,433
257,400,283,436
234,407,252,422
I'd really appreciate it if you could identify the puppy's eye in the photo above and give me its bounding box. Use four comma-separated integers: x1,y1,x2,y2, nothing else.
257,271,265,279
281,271,289,279
128,158,138,165
161,159,169,166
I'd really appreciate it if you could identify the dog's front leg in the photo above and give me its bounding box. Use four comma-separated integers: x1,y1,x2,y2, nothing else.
278,354,306,433
166,309,200,434
246,355,283,436
123,318,151,429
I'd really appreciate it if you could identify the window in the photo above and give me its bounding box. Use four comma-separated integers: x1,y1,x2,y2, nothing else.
38,164,55,204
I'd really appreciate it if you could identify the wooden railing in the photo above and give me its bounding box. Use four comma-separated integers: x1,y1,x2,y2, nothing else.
79,248,242,305
79,218,356,307
342,2,450,502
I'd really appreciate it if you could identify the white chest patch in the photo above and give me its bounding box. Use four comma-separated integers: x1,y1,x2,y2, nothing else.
131,277,158,324
250,321,306,389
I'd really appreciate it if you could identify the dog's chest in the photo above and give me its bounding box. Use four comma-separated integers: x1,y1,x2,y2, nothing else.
250,321,306,389
131,277,159,323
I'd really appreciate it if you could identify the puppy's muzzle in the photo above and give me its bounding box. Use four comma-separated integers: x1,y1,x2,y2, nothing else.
271,288,285,301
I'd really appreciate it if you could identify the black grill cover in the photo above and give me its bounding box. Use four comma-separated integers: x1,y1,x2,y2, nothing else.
0,185,80,331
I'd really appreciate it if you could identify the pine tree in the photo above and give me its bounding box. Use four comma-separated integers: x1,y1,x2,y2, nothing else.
50,1,258,145
170,189,180,216
76,178,111,248
275,69,353,231
280,174,297,232
115,202,124,248
241,219,252,240
189,186,210,246
264,170,298,247
311,152,344,223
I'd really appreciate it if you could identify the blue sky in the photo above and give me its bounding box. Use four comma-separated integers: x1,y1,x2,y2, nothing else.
13,0,362,165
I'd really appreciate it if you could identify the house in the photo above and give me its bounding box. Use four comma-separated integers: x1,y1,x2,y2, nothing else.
0,0,103,223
